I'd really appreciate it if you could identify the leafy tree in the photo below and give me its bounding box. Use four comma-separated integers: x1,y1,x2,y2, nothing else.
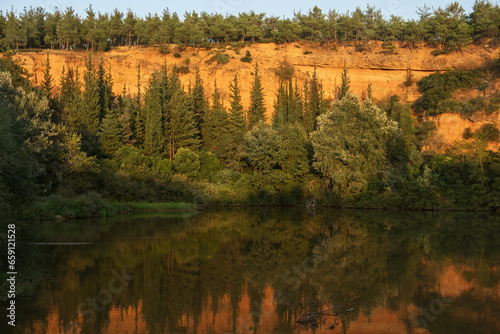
243,121,283,174
173,147,200,178
247,62,266,129
311,94,397,196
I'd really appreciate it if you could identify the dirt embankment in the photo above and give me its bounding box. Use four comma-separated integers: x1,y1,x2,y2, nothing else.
10,42,500,150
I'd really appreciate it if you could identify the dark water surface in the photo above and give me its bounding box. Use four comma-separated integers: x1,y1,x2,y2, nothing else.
2,208,500,333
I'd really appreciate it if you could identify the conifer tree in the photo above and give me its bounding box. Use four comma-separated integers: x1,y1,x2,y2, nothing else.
80,55,101,154
41,52,53,97
190,67,207,139
304,66,326,133
203,80,230,160
338,60,350,100
100,109,124,155
227,73,246,168
272,80,288,128
143,70,166,157
248,62,266,129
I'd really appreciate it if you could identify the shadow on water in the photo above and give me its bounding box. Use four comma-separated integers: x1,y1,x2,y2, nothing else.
1,208,500,333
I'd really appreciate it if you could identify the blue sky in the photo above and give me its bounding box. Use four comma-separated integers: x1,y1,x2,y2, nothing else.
6,0,479,20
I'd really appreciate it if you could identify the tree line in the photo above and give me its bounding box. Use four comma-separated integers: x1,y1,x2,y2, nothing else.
2,47,500,217
2,1,500,52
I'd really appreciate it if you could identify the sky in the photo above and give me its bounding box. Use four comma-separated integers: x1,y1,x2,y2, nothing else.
5,0,481,20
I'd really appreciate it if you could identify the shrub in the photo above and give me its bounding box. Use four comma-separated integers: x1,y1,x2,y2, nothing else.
303,50,313,55
184,57,190,65
174,65,190,74
431,48,451,56
198,151,222,181
159,45,170,54
475,123,500,141
173,148,200,178
207,51,230,65
463,127,473,139
274,61,295,80
173,53,182,58
240,50,252,63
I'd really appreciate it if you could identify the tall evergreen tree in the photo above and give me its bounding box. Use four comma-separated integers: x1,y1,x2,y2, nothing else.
203,80,230,160
100,109,124,155
80,55,101,155
304,66,326,133
143,70,166,157
247,62,266,129
338,60,350,100
41,52,53,97
190,66,207,140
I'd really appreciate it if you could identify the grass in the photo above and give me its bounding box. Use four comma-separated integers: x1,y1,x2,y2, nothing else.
128,201,197,212
27,192,197,221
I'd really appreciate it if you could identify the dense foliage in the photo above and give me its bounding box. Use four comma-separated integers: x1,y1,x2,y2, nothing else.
2,31,500,217
2,2,500,51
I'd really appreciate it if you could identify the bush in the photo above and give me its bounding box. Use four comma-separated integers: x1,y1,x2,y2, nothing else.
173,148,200,178
207,51,230,65
173,53,182,58
174,65,190,74
431,48,451,56
184,57,190,65
475,124,500,142
198,151,222,181
303,50,313,55
240,50,252,63
463,127,474,139
159,45,170,54
274,61,295,80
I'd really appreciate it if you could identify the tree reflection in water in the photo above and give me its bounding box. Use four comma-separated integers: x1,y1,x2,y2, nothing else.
5,209,500,334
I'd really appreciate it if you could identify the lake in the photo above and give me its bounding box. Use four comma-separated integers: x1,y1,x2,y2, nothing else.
2,208,500,333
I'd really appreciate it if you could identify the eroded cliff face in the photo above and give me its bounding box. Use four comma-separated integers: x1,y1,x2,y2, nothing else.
10,43,500,150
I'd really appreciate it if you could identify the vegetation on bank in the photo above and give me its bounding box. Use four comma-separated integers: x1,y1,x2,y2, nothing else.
2,2,500,53
2,37,500,221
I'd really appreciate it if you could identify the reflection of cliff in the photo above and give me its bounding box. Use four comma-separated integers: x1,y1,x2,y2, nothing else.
35,262,500,333
10,209,500,334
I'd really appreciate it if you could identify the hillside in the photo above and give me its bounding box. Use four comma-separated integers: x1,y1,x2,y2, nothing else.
12,42,500,150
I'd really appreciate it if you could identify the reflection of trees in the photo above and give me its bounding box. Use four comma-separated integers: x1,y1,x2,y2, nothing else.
11,208,500,334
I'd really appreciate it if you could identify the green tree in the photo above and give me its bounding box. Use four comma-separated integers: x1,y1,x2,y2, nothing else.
173,147,200,178
202,80,230,160
57,7,80,50
304,66,326,133
247,62,266,129
338,60,350,100
41,52,53,97
100,109,124,155
190,67,207,140
5,10,25,49
311,94,397,196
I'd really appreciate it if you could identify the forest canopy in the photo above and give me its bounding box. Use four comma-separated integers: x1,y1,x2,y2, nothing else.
1,1,500,51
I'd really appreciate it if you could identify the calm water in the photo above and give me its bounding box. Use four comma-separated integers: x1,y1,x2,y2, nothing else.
2,208,500,333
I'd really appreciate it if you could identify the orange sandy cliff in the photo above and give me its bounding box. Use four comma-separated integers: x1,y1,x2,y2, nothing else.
9,42,500,151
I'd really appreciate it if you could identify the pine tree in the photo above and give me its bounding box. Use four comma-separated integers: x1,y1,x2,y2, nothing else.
227,73,246,168
203,80,230,160
143,70,166,157
100,109,124,155
338,59,350,100
366,82,373,101
248,62,266,129
190,66,207,139
41,52,53,97
272,80,288,128
304,66,326,133
81,55,100,137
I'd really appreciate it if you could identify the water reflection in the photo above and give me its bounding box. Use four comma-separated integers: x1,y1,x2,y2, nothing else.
3,208,500,333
